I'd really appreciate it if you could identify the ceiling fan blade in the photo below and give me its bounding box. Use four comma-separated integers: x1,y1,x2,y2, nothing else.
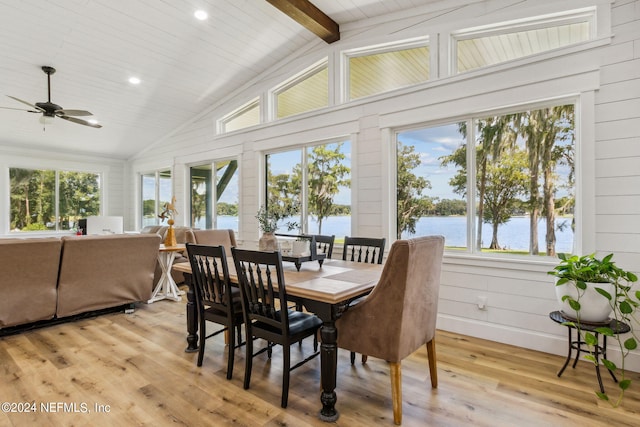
0,105,40,113
55,109,93,117
58,115,103,128
7,95,44,112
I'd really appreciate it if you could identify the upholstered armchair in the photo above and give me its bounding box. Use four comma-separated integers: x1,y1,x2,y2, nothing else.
186,229,237,254
335,235,444,425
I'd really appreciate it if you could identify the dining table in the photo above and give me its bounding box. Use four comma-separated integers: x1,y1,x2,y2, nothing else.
172,256,383,422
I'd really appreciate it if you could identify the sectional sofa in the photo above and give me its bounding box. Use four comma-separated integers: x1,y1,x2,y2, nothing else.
0,233,161,330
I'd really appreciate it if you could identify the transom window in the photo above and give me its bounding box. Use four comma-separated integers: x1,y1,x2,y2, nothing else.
10,168,101,232
274,60,328,119
346,40,430,101
219,97,260,133
454,10,594,73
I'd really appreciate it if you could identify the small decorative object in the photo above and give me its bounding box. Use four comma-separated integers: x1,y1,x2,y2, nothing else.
255,205,298,252
548,252,638,406
292,238,310,257
159,196,178,246
256,205,278,251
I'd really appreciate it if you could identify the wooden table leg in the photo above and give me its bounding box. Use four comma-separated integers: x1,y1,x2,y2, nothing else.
183,273,199,353
319,320,339,422
302,299,340,422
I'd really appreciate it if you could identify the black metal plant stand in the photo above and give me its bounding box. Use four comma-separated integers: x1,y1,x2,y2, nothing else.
549,310,631,393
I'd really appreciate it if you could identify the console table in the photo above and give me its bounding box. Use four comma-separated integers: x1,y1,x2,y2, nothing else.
549,310,631,393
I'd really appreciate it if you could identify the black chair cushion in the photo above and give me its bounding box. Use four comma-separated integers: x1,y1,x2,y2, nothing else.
253,309,322,336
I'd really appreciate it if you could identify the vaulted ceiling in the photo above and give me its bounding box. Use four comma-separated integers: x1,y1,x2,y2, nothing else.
0,0,464,160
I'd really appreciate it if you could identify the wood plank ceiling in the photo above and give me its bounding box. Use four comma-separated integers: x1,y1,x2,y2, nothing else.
0,0,464,159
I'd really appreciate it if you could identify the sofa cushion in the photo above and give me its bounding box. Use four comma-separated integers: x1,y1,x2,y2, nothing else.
56,234,161,317
0,238,61,328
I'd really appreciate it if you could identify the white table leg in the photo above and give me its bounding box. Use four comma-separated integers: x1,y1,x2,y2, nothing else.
148,251,183,303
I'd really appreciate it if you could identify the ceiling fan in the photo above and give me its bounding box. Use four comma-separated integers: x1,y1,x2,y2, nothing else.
1,66,102,128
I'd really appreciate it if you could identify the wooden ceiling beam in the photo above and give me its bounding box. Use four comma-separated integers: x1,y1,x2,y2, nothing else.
267,0,340,44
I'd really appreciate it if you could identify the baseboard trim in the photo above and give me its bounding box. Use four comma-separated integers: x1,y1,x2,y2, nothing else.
437,314,640,373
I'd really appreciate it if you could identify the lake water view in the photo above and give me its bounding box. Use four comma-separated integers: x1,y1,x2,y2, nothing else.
214,215,574,254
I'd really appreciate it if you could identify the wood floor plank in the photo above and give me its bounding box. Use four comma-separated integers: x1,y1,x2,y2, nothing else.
1,294,638,426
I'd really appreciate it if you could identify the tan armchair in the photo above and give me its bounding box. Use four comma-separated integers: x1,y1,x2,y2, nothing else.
186,229,237,254
335,235,444,425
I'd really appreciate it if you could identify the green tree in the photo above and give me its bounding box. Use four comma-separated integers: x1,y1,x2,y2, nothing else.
442,144,527,249
397,142,433,239
9,168,35,230
58,171,100,229
267,168,301,227
514,105,574,256
307,144,350,234
468,117,518,250
435,199,466,216
481,149,528,249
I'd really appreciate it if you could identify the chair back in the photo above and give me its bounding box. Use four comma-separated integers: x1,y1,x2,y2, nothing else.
186,243,234,317
337,235,444,362
309,234,335,259
342,236,386,264
186,229,237,254
231,248,290,333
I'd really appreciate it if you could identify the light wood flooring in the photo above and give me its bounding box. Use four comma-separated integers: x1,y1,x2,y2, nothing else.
1,289,639,427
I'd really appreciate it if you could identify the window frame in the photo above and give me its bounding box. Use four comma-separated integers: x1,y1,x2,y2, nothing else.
392,96,580,260
263,138,352,236
140,169,172,229
218,97,261,134
341,36,430,103
270,58,329,120
9,166,103,233
189,157,240,231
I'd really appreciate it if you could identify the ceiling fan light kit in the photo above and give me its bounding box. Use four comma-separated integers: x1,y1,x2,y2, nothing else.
1,66,102,129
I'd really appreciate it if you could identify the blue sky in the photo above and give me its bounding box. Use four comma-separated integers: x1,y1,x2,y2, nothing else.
398,123,466,201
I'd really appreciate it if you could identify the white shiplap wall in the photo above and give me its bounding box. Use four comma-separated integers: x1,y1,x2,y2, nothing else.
129,0,640,369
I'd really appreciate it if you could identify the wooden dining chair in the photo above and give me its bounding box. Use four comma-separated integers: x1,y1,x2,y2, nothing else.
231,247,322,408
336,235,445,425
186,243,245,379
308,234,335,259
342,236,386,264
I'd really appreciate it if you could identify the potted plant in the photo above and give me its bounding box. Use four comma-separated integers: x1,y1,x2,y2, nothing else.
255,205,299,251
548,252,639,406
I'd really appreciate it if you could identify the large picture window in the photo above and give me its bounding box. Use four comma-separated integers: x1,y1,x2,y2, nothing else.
190,159,239,231
141,170,172,227
10,168,101,232
266,141,351,238
397,103,575,257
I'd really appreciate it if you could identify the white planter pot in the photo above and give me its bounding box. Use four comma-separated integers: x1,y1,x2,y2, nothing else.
555,280,615,323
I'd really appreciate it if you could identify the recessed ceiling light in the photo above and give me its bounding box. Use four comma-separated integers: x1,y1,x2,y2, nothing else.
128,76,141,85
194,10,208,21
